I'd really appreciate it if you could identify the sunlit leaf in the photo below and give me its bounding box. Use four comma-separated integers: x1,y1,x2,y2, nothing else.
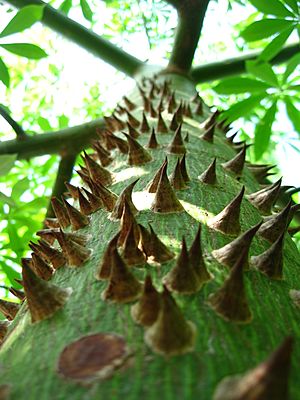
0,192,16,207
0,261,20,286
285,98,300,134
282,53,300,83
246,61,279,86
11,178,30,202
0,154,17,176
248,0,295,17
58,114,69,128
0,57,10,87
37,116,52,131
241,19,294,41
214,77,271,94
0,5,45,38
221,93,267,123
258,27,294,61
0,43,47,59
80,0,93,22
254,101,277,159
59,0,73,15
284,0,299,14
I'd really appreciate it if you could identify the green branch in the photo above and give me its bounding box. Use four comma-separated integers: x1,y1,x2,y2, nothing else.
191,44,300,83
0,105,27,139
4,0,144,77
0,118,104,159
166,0,211,74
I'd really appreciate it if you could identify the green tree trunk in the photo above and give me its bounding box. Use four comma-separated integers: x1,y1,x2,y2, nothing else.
0,70,299,400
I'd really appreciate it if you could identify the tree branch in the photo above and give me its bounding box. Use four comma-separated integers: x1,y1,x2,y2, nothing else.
0,105,27,139
191,43,300,83
4,0,144,77
0,118,104,159
46,153,77,218
166,0,211,74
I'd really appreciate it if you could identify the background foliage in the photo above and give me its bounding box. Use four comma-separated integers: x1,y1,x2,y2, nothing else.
0,0,299,299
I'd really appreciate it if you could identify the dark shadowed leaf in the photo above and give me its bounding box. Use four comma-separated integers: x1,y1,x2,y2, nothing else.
0,43,47,59
221,93,267,123
248,0,295,17
0,57,10,87
0,5,45,38
80,0,93,21
254,101,277,159
284,0,299,14
214,77,271,94
258,27,294,61
241,19,293,41
0,154,17,176
246,61,279,86
282,53,300,83
285,98,300,134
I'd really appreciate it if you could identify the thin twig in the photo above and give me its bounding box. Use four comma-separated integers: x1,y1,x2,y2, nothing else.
0,106,27,139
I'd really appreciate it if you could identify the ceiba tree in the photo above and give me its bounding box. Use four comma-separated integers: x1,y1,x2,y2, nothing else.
0,1,299,399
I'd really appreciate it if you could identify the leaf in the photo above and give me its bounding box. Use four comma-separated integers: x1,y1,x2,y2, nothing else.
248,0,295,17
11,178,30,201
0,261,20,286
282,53,300,83
254,101,277,159
0,154,17,176
59,0,73,15
0,43,47,59
0,57,10,87
0,5,45,38
0,192,16,207
37,116,52,131
284,0,299,14
221,94,267,123
258,27,294,61
58,114,69,129
285,98,300,134
241,19,293,41
246,61,279,86
80,0,93,22
214,77,271,94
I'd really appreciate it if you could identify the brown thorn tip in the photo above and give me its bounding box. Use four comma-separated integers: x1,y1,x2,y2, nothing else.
31,252,54,280
258,200,292,242
189,224,212,283
163,237,203,294
95,232,120,280
82,151,113,186
167,123,186,154
179,154,190,183
213,337,293,400
212,221,263,270
251,232,285,280
208,250,252,323
54,229,92,267
139,224,175,264
146,158,167,193
198,158,217,185
221,144,246,176
77,188,93,215
140,112,150,133
127,122,140,139
111,179,138,220
144,286,196,356
208,186,245,235
247,177,282,215
201,123,215,143
146,128,159,149
0,299,19,321
62,198,90,231
51,197,70,229
101,247,142,303
169,158,188,190
150,159,184,213
131,275,161,327
123,133,152,166
91,182,117,212
157,112,168,133
22,266,72,323
122,223,146,266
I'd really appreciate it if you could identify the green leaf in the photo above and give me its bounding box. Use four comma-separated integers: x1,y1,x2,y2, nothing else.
248,0,295,17
0,5,45,38
0,154,17,176
284,0,299,14
11,178,30,201
0,192,16,207
214,77,271,94
241,19,293,41
258,27,294,61
246,61,279,86
0,261,20,286
58,114,69,129
285,98,300,134
221,94,267,123
254,101,277,159
0,43,48,59
37,116,52,131
59,0,73,15
0,57,10,87
80,0,93,22
282,53,300,83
